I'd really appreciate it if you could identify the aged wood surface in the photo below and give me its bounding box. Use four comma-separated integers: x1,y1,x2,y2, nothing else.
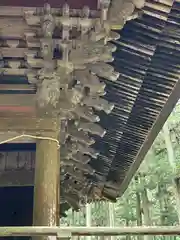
1,226,180,236
0,118,59,132
33,128,60,240
0,85,35,91
0,0,98,9
0,132,34,143
0,95,35,106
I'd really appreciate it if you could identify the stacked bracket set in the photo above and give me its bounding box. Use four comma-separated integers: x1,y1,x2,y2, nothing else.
0,0,145,213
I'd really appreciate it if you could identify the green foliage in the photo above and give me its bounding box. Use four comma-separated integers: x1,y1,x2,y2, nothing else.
61,103,180,239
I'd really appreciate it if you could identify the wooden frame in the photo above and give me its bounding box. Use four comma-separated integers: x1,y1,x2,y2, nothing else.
0,226,179,236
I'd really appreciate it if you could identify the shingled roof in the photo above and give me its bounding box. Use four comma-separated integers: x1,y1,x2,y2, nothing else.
101,0,180,199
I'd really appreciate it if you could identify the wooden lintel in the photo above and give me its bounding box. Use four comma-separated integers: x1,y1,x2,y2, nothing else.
1,48,37,58
0,117,59,132
0,1,98,14
0,16,95,35
0,132,35,143
0,94,35,116
0,19,38,39
0,68,37,76
0,94,35,106
0,7,35,16
0,84,35,91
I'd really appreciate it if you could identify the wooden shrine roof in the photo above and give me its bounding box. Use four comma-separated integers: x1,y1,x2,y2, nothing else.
0,0,180,213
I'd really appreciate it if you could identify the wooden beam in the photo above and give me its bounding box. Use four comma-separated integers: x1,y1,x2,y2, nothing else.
144,1,172,12
0,106,35,116
0,94,35,115
0,84,35,91
0,132,34,143
1,226,180,237
0,29,37,40
0,118,59,132
1,48,37,58
0,7,35,16
0,94,35,106
0,0,98,11
0,68,36,76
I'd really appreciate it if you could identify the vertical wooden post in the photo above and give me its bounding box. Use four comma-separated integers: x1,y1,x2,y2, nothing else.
86,203,91,240
33,126,60,240
108,202,115,240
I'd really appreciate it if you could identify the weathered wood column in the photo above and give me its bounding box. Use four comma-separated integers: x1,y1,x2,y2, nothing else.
33,4,60,239
33,123,60,240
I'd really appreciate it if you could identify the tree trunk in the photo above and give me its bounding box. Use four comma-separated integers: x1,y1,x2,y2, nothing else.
163,122,180,223
164,195,169,226
158,184,165,225
136,191,142,226
140,175,152,240
141,188,151,226
157,184,167,240
134,176,143,240
134,176,142,226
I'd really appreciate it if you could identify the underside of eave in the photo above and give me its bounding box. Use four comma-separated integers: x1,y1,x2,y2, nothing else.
103,0,180,199
0,0,179,208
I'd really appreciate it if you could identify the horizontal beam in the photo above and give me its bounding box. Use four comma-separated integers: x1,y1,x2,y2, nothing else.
0,118,59,132
0,226,179,236
0,132,34,143
0,16,95,38
0,84,35,91
1,48,37,58
0,1,98,10
0,18,37,38
0,94,35,115
0,106,34,115
0,94,35,106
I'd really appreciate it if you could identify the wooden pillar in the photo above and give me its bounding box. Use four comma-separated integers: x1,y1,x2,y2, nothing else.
33,128,60,240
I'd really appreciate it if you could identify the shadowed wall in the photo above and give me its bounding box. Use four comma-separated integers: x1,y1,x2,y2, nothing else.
0,187,33,240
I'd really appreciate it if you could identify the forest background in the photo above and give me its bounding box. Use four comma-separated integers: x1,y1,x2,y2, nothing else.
60,104,180,240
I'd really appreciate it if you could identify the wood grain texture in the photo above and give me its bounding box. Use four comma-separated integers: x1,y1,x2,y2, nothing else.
0,118,59,131
0,0,98,9
0,84,35,91
33,128,60,237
